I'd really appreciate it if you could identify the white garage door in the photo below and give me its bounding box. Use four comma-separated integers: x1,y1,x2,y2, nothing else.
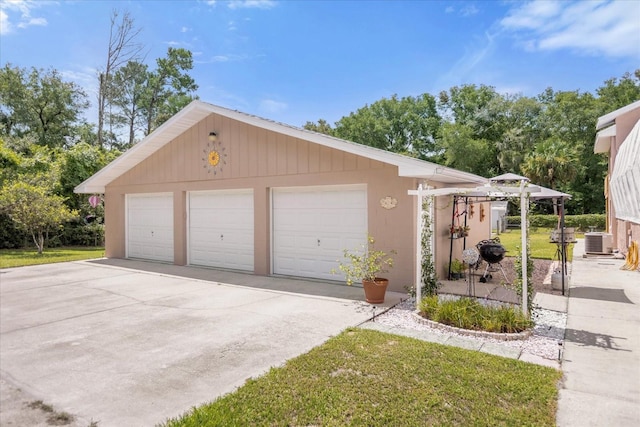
127,193,174,262
273,185,367,281
188,189,254,271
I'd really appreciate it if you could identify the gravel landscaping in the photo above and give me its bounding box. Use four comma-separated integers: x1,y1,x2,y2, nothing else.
372,257,569,362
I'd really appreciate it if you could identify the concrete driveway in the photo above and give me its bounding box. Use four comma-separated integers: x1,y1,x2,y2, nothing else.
0,260,401,426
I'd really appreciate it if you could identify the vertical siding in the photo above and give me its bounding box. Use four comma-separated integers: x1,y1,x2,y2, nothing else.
106,112,420,291
110,114,390,186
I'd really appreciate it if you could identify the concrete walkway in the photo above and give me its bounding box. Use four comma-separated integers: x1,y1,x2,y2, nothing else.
556,239,640,426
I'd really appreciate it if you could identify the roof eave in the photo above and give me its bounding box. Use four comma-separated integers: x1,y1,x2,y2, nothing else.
596,100,640,130
75,100,488,193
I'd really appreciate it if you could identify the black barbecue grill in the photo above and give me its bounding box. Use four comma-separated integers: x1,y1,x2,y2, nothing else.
475,238,509,283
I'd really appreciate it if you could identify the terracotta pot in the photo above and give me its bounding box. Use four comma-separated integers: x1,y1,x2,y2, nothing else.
362,278,389,304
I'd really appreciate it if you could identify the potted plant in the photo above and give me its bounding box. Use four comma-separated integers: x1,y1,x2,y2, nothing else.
335,235,395,304
449,258,465,280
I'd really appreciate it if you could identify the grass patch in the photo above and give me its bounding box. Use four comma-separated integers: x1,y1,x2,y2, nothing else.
162,329,561,426
494,228,583,260
0,246,104,268
419,295,533,333
26,400,75,425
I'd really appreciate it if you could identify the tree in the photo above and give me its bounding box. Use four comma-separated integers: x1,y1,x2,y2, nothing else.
97,10,143,148
521,139,579,190
436,85,506,174
0,181,77,254
333,94,441,159
596,69,640,111
303,119,334,135
494,95,543,174
0,65,89,148
537,89,604,214
110,61,148,148
57,143,119,211
140,48,198,135
438,122,496,176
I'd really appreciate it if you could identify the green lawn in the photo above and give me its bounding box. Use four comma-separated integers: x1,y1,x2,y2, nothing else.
162,329,561,427
0,246,105,268
494,228,583,260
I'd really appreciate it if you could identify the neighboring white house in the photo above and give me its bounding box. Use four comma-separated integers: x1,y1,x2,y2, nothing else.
594,100,640,252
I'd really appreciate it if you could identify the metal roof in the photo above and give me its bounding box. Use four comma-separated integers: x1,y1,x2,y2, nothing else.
75,100,487,194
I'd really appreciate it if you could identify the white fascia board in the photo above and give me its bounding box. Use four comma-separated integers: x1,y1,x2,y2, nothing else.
594,125,616,154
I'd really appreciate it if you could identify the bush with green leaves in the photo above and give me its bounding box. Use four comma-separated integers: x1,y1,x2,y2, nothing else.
335,235,395,285
418,295,533,333
0,182,77,254
506,214,605,231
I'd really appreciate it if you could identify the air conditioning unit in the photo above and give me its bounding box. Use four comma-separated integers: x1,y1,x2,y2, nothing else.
584,232,614,254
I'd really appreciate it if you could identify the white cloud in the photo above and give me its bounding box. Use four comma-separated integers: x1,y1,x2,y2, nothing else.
444,3,480,17
260,99,287,114
0,0,50,34
0,10,12,34
438,30,498,88
180,26,191,33
228,0,277,10
501,0,640,58
17,16,46,28
460,4,479,17
195,53,250,64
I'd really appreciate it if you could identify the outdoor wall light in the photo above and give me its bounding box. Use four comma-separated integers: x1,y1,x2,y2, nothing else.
208,131,218,142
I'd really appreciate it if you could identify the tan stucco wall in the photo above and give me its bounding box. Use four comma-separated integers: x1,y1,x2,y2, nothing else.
432,194,492,280
104,113,424,292
605,109,640,251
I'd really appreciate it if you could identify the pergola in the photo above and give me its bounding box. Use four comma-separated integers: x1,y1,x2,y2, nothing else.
409,173,571,316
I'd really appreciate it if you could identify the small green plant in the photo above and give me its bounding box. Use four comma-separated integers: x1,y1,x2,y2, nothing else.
26,400,75,425
450,258,465,274
418,296,533,333
334,235,395,285
418,294,439,318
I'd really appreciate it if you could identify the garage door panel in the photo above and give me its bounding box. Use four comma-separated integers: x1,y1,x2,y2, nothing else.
273,186,367,281
127,194,174,263
189,190,254,271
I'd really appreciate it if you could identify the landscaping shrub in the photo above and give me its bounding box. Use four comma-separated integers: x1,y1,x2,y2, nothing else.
506,214,605,231
418,296,533,333
0,213,29,249
418,294,439,318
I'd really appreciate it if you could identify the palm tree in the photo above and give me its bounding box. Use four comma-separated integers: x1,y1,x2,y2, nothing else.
521,139,579,214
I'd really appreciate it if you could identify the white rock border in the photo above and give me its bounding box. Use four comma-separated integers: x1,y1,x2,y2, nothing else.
410,311,532,341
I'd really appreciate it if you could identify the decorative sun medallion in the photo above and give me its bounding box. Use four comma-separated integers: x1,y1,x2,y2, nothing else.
202,140,227,175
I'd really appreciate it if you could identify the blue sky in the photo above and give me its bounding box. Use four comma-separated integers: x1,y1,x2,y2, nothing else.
1,0,639,127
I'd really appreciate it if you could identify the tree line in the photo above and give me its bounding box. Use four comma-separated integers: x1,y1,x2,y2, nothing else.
0,9,638,251
305,71,640,215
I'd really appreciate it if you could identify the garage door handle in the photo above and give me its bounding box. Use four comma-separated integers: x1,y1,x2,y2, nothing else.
317,239,320,246
220,234,224,241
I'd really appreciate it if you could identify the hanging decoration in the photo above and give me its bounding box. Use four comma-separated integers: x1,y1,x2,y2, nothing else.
88,195,101,208
379,196,398,209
